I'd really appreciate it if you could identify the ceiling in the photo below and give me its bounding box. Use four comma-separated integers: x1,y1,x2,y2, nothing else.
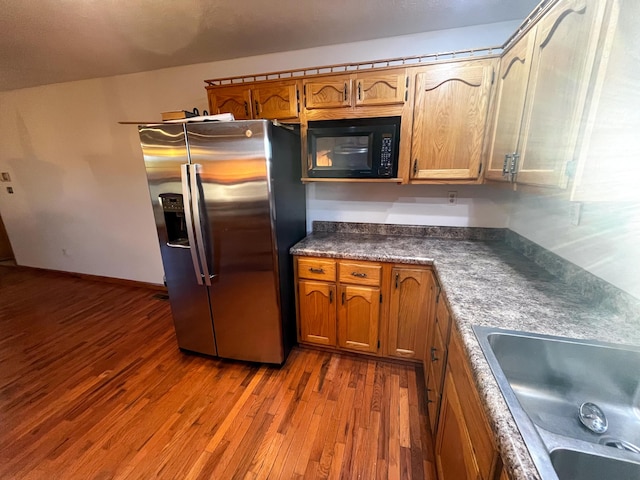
0,0,540,92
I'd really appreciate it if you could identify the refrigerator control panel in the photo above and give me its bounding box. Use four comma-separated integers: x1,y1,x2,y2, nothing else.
160,193,184,212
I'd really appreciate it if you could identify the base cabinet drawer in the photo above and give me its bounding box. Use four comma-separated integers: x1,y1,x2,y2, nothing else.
297,257,337,282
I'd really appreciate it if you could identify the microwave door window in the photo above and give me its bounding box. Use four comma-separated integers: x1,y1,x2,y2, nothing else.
315,135,372,170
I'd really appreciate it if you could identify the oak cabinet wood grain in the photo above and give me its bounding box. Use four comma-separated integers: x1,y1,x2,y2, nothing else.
485,26,538,183
337,284,381,353
387,267,434,360
297,280,336,346
410,59,496,181
302,69,407,112
207,85,253,120
435,328,499,480
207,80,300,120
514,0,608,187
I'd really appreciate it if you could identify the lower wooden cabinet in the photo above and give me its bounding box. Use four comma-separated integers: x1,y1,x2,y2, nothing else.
295,256,435,360
387,267,435,359
297,280,336,346
436,371,480,480
338,284,380,353
435,329,499,480
423,288,451,433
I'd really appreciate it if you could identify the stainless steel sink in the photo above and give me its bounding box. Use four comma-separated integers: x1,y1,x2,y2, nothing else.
473,326,640,480
550,448,640,480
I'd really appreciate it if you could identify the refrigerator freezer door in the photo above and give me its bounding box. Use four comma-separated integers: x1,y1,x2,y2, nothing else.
186,121,284,363
139,124,218,356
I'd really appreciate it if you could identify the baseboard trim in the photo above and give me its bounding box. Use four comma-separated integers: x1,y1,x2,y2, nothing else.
10,264,167,292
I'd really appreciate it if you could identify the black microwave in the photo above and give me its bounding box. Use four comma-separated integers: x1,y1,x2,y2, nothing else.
306,116,401,178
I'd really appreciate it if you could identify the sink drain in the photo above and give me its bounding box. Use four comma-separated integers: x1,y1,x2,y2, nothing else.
579,402,608,434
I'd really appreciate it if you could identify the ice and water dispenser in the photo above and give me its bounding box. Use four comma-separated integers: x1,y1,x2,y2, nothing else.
160,193,189,247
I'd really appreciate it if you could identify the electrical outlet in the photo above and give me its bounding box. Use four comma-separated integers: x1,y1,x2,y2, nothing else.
6,187,13,194
447,191,458,205
1,172,10,182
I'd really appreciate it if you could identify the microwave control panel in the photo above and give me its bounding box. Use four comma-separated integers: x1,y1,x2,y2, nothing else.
379,134,393,175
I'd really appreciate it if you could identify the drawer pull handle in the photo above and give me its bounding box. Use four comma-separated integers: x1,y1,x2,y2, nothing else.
430,347,439,363
309,267,324,274
351,272,367,278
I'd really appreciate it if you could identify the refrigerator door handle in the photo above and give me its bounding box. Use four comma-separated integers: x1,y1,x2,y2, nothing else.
181,163,204,285
190,163,214,286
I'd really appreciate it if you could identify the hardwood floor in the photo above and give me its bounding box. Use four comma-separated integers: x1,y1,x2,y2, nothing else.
0,266,435,479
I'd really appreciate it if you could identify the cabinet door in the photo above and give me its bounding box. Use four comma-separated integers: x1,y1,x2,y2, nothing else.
411,60,494,180
207,86,252,120
355,71,407,106
298,280,336,346
337,284,380,353
253,82,299,120
485,27,537,182
387,267,433,359
435,372,481,480
304,75,352,109
516,0,608,187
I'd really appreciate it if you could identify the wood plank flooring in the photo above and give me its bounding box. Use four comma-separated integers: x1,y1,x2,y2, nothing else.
0,266,435,479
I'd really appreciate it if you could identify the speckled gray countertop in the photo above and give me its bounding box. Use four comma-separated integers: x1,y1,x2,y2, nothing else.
291,228,640,480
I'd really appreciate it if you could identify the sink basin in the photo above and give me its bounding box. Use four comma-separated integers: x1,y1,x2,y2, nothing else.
473,326,640,479
550,449,640,480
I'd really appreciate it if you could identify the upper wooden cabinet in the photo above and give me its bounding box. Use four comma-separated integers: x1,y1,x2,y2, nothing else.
387,267,434,360
570,0,640,201
485,26,538,182
207,85,253,120
410,59,496,181
252,82,299,120
303,69,407,111
355,71,407,106
511,0,609,187
207,80,300,121
304,75,353,109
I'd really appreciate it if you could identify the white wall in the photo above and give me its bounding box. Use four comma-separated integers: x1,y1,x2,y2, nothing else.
508,193,640,298
0,21,518,284
307,184,510,231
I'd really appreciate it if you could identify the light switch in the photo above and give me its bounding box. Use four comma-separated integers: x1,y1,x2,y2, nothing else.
1,172,10,182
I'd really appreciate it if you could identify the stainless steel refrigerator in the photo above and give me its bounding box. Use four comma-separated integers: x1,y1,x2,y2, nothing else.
138,120,306,364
